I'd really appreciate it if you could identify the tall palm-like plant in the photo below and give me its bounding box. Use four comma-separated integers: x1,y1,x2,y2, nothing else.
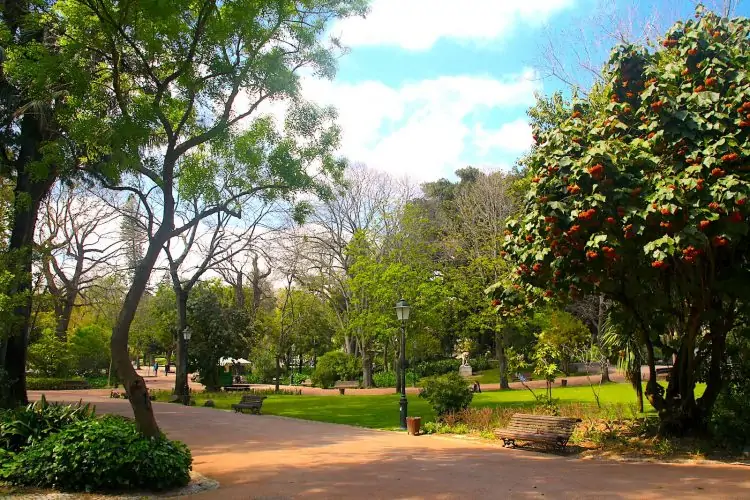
601,308,645,413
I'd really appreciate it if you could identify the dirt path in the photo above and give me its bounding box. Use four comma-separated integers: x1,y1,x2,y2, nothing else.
32,393,750,499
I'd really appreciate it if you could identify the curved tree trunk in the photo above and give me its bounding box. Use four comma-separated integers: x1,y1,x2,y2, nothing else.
111,223,171,437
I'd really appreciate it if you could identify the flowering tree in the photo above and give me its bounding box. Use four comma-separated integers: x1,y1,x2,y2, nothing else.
497,8,750,435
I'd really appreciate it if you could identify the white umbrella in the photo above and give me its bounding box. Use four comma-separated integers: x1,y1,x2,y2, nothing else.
233,358,251,365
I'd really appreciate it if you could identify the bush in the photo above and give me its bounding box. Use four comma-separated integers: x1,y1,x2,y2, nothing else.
419,373,473,417
710,335,750,449
0,395,96,452
5,415,192,492
27,330,73,378
68,325,110,377
414,359,460,378
289,372,308,385
311,351,361,388
373,370,419,388
26,377,90,390
373,370,396,388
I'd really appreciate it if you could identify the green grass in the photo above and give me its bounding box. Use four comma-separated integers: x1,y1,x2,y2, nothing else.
155,382,684,430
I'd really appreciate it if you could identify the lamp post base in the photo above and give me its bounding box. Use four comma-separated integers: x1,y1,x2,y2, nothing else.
399,394,408,429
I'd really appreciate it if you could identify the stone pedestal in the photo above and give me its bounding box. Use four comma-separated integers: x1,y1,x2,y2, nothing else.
458,364,473,377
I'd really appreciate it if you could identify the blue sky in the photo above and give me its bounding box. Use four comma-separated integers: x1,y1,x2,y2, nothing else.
296,0,749,182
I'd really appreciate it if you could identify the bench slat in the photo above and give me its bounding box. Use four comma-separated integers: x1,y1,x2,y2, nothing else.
495,414,580,448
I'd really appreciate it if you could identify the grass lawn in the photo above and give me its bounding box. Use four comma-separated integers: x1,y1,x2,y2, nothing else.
158,382,677,430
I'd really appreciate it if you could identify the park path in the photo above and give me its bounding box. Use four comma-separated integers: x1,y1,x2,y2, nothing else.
31,392,750,499
132,367,631,396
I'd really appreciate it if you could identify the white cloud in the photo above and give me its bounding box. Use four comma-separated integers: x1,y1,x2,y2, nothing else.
332,0,574,50
473,118,533,157
241,70,539,181
301,70,540,181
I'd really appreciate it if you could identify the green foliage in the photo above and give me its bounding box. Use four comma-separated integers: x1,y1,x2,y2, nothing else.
68,324,110,377
311,351,361,388
534,309,590,375
496,8,750,430
187,282,249,390
710,328,750,449
372,370,418,388
5,415,191,492
414,359,461,377
27,329,73,378
372,370,396,387
418,373,474,417
26,378,88,390
0,396,95,453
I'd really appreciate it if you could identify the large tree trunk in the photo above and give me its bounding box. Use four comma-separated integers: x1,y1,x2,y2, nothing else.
234,271,245,309
172,289,189,398
362,349,373,388
1,138,55,408
495,329,509,390
274,356,281,392
55,287,77,339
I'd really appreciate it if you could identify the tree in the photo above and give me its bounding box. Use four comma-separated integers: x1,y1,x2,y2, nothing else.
36,184,121,339
164,202,268,400
449,171,518,388
533,308,590,376
58,0,367,436
301,164,412,356
0,0,104,408
186,281,248,390
497,8,750,434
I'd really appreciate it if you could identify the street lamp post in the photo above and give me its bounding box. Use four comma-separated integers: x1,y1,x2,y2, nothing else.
394,298,411,430
182,326,192,406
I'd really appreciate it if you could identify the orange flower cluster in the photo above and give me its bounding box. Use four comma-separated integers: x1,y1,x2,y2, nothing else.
682,246,702,264
578,208,597,221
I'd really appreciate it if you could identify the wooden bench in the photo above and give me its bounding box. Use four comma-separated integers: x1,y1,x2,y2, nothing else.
334,380,359,395
231,394,267,414
495,413,581,450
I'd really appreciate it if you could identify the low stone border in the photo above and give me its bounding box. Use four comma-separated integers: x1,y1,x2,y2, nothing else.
2,471,219,499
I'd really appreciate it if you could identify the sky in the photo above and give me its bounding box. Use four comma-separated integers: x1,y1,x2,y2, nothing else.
286,0,749,183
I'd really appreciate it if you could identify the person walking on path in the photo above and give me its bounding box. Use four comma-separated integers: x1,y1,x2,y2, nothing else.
154,361,159,376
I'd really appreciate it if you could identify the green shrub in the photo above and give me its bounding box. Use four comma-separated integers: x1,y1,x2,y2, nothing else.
26,377,90,390
0,395,96,452
373,370,419,388
373,370,396,388
289,372,308,385
68,325,110,377
27,330,73,378
418,373,473,417
311,351,361,388
6,415,192,492
414,359,460,377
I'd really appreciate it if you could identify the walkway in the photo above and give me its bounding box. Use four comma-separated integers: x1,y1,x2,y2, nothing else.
133,367,632,396
32,392,750,499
